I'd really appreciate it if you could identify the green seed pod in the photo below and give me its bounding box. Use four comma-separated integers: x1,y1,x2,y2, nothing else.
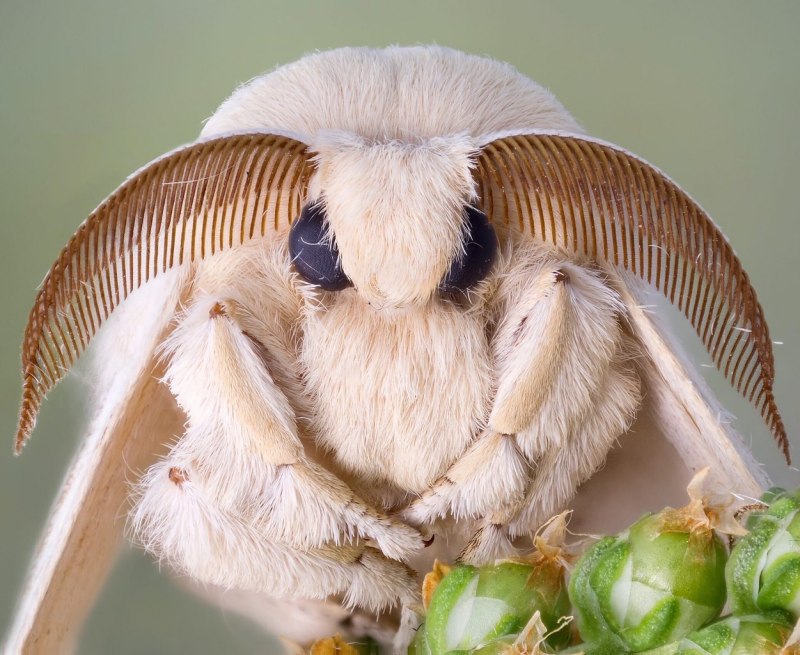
758,488,789,508
470,637,537,655
469,636,555,655
726,489,800,619
735,488,789,532
637,615,793,655
424,561,571,654
569,510,728,652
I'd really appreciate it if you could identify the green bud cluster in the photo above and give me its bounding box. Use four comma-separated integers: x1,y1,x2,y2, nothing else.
409,484,800,655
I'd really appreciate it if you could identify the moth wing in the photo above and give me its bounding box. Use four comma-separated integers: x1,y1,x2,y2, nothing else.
6,271,186,654
569,271,768,535
619,271,767,488
9,132,312,653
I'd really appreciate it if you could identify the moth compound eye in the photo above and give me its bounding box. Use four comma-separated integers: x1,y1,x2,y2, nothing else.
289,202,352,291
440,206,498,293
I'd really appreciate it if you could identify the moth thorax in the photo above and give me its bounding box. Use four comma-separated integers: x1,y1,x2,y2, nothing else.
310,130,479,308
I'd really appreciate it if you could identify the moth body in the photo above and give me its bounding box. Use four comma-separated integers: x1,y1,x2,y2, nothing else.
8,46,785,653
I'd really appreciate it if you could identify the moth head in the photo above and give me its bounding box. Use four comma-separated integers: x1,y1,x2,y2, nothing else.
12,130,788,462
305,130,484,308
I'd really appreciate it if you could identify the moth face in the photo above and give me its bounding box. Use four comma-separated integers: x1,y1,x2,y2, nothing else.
307,130,482,308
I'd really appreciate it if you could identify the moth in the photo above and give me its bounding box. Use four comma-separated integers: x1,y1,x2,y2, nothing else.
7,46,788,652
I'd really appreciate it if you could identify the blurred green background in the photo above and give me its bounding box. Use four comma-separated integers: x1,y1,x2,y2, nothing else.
1,1,798,652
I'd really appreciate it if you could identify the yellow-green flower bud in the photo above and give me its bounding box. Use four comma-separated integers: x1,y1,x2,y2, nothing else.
569,511,727,652
423,560,571,654
409,623,433,655
726,489,800,620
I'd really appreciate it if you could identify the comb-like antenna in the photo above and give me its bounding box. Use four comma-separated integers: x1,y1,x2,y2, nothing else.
478,132,788,462
16,132,312,452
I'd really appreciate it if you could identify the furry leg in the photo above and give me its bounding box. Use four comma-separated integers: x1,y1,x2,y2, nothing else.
408,257,641,564
459,348,641,561
405,431,529,524
133,294,421,611
133,464,417,612
461,262,642,562
506,347,641,536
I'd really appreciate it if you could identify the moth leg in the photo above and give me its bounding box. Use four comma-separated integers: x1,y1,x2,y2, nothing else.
408,255,641,563
134,459,417,612
459,346,641,563
460,259,642,562
404,429,530,526
406,257,608,527
133,294,421,610
504,343,640,535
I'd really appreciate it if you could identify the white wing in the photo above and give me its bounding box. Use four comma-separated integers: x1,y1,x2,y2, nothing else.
570,270,768,536
6,270,186,654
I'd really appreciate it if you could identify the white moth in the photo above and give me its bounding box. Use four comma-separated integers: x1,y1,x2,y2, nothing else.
6,46,787,653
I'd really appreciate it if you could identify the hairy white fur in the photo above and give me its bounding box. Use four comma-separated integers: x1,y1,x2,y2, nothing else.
132,283,422,606
8,46,769,653
310,131,478,308
489,257,629,455
202,46,582,141
301,287,492,497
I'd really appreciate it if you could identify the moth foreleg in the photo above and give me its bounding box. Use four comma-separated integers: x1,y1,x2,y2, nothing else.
408,259,619,525
459,261,642,563
133,460,417,613
505,344,641,535
133,294,420,609
409,255,642,563
404,430,529,524
489,260,627,459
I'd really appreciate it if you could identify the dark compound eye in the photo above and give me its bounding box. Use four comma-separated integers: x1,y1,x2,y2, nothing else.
440,206,498,293
289,202,352,291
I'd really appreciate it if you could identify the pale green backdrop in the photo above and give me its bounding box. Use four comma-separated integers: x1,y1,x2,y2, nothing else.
1,1,798,653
